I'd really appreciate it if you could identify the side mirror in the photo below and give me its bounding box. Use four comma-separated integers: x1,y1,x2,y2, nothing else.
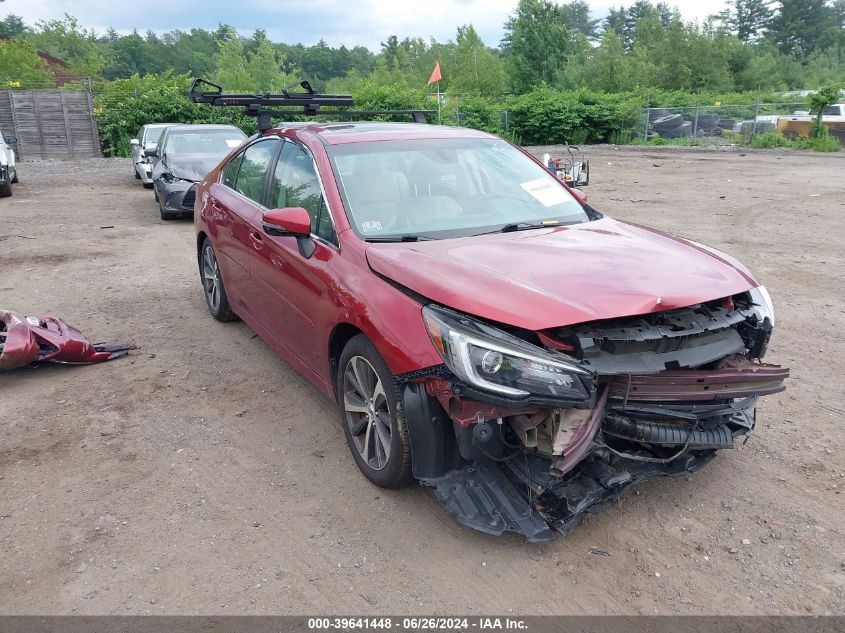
130,138,140,146
144,146,158,157
262,207,312,237
4,134,17,145
262,207,315,258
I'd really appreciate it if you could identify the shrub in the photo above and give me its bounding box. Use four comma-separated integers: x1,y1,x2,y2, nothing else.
750,129,841,151
507,87,641,145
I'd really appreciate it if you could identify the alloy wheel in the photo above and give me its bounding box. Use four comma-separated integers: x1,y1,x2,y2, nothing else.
343,355,392,471
202,244,221,313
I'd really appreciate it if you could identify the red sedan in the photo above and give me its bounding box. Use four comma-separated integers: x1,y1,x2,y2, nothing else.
194,122,787,541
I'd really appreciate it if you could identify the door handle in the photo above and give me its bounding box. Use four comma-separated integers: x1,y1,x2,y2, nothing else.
250,230,264,249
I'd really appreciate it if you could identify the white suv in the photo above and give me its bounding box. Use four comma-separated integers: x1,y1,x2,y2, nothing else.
0,131,17,197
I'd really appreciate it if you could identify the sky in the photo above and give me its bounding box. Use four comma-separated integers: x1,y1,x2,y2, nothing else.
3,0,729,51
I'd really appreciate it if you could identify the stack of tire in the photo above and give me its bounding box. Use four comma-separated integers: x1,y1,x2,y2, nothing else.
695,114,737,137
651,113,692,138
650,112,737,138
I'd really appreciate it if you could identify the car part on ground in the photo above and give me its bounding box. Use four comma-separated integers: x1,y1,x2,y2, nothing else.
0,308,135,371
191,89,789,541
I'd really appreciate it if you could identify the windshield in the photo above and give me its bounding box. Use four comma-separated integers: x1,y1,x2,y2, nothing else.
328,138,589,240
163,129,246,155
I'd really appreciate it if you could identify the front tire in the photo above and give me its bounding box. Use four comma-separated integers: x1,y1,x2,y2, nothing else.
337,335,412,489
10,168,18,184
159,196,174,221
199,239,236,322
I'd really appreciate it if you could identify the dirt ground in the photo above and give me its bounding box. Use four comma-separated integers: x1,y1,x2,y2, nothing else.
0,146,843,616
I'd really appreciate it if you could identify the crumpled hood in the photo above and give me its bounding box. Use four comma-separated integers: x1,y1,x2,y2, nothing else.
167,154,226,182
365,217,759,331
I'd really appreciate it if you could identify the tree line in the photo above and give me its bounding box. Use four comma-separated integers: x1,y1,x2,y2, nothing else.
0,0,843,95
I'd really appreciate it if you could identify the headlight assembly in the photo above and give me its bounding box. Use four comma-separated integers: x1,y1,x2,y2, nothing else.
748,285,775,327
160,172,191,185
422,304,593,401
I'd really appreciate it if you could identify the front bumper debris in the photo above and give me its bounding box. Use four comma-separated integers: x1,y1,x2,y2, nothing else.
422,448,718,542
412,360,787,542
0,308,135,371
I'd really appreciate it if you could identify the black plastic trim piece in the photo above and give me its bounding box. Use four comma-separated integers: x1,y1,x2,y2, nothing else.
602,415,735,449
401,382,464,479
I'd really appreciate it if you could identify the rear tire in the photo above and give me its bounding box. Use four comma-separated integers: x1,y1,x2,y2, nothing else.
336,335,412,489
199,238,236,322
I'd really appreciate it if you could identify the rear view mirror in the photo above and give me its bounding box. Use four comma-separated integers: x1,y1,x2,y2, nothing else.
130,138,140,146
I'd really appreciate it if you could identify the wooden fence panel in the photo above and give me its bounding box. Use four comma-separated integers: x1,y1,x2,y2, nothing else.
8,89,101,160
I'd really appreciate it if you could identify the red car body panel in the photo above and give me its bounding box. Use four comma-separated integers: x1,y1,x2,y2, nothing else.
364,217,758,331
195,124,760,399
0,308,133,370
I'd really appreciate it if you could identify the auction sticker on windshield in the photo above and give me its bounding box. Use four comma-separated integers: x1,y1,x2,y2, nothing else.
520,177,571,208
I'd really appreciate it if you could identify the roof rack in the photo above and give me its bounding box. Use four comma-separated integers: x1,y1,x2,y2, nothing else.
189,78,435,131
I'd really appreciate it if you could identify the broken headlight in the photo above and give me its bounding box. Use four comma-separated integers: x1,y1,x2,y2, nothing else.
422,304,592,401
748,285,775,327
160,172,191,185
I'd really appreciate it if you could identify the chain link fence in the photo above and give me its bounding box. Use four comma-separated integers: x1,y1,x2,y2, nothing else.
639,103,813,142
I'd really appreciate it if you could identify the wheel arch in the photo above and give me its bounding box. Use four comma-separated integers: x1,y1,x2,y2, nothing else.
328,322,364,388
197,231,208,263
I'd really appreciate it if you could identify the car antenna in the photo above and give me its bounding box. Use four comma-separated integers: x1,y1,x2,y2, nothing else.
189,77,435,131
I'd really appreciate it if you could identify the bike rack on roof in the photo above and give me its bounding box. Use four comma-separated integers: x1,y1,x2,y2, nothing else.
189,78,435,131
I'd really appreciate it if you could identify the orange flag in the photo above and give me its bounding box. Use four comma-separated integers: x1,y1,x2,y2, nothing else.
427,60,442,85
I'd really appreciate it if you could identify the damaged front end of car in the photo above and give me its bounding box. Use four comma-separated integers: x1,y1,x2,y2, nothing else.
400,288,788,542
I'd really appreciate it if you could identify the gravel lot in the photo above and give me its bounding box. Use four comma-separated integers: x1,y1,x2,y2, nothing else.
1,147,843,615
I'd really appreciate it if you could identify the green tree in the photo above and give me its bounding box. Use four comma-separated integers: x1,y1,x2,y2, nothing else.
604,6,627,38
0,14,27,38
0,38,54,87
501,0,571,92
767,0,835,54
713,0,774,42
588,30,630,91
246,36,295,92
449,24,506,96
212,37,250,90
558,0,601,40
808,83,844,135
27,14,106,76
